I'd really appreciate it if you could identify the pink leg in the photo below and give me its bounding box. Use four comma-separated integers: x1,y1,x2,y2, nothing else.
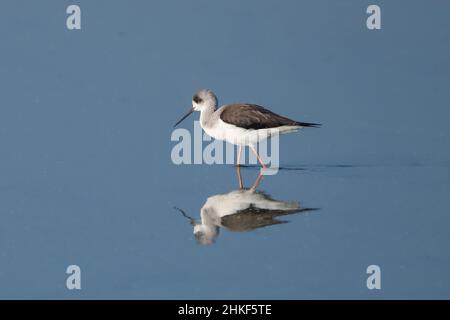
236,165,244,189
251,172,264,190
249,145,267,170
236,145,244,188
237,145,243,166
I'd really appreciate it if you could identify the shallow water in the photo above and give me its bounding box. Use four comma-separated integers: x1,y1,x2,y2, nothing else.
0,1,449,299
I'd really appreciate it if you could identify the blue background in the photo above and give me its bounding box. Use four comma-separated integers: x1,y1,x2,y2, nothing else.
0,0,449,299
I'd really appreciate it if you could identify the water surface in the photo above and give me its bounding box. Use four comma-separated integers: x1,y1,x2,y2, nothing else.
0,0,449,299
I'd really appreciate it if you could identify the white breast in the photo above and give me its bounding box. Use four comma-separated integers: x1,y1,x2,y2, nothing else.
202,119,277,146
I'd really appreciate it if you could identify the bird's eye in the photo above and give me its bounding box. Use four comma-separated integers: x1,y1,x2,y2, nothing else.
193,95,203,104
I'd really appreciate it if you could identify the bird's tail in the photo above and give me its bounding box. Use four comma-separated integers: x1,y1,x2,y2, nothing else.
295,121,321,128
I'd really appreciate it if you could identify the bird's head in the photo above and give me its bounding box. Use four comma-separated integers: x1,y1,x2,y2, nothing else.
193,224,219,246
192,89,218,111
174,89,218,127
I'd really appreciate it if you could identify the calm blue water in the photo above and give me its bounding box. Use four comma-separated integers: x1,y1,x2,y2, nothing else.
0,1,449,299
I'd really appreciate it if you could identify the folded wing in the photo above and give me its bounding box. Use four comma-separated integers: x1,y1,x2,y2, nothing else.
220,104,320,129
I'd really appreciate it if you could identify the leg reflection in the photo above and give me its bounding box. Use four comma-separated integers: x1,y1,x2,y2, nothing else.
251,172,264,190
236,165,264,190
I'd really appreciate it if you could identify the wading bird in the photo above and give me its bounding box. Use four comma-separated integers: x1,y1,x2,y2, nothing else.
174,89,320,170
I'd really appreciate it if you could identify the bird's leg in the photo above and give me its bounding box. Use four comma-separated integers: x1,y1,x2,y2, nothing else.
237,145,243,166
236,164,244,189
236,145,244,188
250,172,264,190
249,145,267,170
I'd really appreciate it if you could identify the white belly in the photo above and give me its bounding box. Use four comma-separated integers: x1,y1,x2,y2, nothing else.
202,119,299,146
203,120,261,146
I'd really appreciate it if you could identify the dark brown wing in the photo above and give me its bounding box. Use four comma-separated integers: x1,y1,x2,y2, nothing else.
220,104,320,129
220,208,288,232
220,205,317,232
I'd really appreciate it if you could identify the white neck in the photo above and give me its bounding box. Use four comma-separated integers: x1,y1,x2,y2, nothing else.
199,104,216,128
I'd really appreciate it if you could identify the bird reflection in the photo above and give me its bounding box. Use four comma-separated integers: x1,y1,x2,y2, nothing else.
175,167,317,245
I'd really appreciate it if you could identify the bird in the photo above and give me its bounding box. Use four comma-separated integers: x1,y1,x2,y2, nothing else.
175,188,317,245
174,89,320,169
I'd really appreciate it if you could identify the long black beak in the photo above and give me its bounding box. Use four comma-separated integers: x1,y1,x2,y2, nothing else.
174,107,194,128
173,207,196,226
